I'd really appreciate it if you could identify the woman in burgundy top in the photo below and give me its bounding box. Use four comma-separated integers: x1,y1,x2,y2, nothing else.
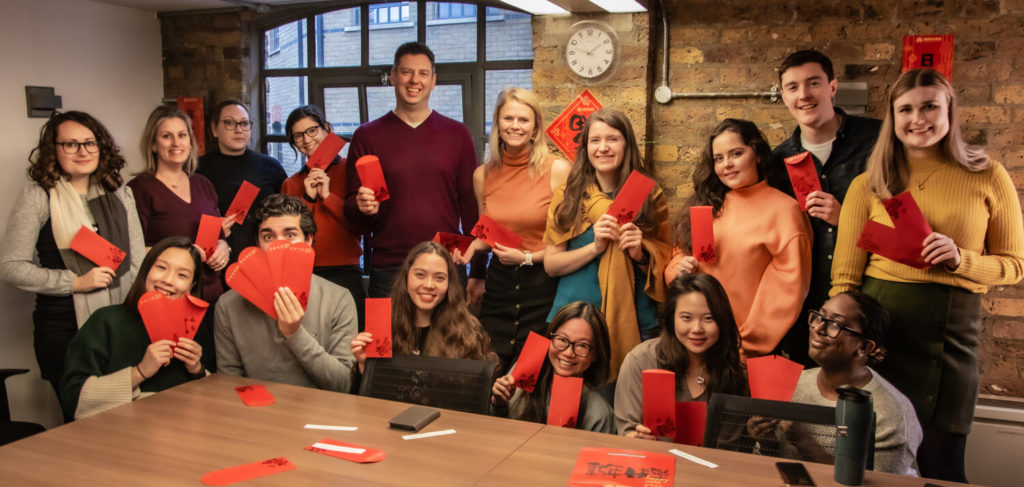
129,105,231,301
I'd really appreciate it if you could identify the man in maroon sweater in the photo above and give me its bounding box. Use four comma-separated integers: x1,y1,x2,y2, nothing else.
344,42,483,299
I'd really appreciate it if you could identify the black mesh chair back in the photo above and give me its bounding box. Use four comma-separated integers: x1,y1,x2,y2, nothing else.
359,355,500,414
703,393,875,469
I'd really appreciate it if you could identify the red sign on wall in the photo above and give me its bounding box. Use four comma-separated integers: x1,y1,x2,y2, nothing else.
901,35,955,81
177,96,206,155
545,89,603,162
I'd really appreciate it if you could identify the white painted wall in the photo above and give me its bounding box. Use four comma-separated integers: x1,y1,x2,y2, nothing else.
0,0,163,428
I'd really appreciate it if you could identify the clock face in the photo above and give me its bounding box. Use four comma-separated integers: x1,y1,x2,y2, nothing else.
565,24,616,79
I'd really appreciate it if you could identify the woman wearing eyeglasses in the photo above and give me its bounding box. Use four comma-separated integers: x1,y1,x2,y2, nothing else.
281,105,365,327
491,301,615,433
196,100,286,267
0,111,145,404
129,105,231,302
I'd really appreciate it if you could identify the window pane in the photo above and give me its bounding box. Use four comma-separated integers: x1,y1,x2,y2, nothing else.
268,142,304,177
485,7,531,61
265,76,308,136
370,2,417,65
265,19,307,69
484,70,532,134
432,84,464,122
366,86,395,122
323,87,362,139
316,7,361,68
427,2,476,62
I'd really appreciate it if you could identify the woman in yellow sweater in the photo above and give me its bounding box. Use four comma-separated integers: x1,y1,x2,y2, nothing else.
666,119,812,360
830,68,1024,482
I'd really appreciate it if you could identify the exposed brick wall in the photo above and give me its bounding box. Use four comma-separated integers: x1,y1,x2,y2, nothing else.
646,0,1024,397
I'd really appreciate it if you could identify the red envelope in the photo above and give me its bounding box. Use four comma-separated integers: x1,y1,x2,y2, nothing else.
674,401,707,446
433,232,474,255
364,298,393,358
689,206,716,263
569,448,675,487
69,225,126,270
355,155,390,202
607,170,657,225
783,151,822,211
511,331,550,393
237,246,277,307
265,240,292,288
883,191,933,247
306,132,345,171
235,384,275,407
280,242,315,309
225,181,260,223
195,214,223,263
547,375,583,428
305,438,386,463
642,369,676,438
857,220,931,269
747,354,804,402
200,457,294,486
225,263,278,319
471,214,523,250
170,294,209,340
139,290,208,343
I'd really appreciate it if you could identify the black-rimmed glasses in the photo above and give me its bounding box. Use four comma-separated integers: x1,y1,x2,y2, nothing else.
220,119,253,131
57,140,99,154
291,125,322,144
550,334,593,357
808,310,865,339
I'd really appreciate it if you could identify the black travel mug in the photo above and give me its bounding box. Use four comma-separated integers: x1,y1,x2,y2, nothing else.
834,386,873,485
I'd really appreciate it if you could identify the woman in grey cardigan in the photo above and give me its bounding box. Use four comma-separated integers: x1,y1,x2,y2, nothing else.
0,111,144,407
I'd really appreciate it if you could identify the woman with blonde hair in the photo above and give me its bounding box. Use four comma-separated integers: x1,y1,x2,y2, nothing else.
128,105,232,301
455,87,570,370
831,68,1024,482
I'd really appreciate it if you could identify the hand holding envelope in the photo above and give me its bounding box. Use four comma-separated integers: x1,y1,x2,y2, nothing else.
856,191,934,269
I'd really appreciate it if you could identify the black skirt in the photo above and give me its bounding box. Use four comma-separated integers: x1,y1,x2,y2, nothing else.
478,255,557,373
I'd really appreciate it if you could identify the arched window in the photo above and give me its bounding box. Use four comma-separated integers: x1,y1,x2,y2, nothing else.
260,1,533,175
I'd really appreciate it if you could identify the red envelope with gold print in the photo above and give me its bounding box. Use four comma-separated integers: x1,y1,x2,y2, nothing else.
225,262,278,319
783,151,822,211
642,369,676,438
674,401,707,446
355,155,390,202
689,206,716,263
225,181,260,223
69,225,126,270
195,214,223,263
747,354,803,401
265,240,291,287
607,170,656,225
548,375,583,428
305,438,386,463
237,247,276,303
364,298,393,358
201,457,293,486
511,331,550,393
433,232,474,255
280,242,315,309
471,214,523,250
306,132,345,171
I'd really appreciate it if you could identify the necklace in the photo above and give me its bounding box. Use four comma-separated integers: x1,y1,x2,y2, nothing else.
916,167,941,190
696,374,706,385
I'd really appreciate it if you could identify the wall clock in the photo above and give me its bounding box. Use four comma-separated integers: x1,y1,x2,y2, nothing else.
564,21,619,81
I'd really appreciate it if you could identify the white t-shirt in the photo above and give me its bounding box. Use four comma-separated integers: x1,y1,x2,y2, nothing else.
801,136,835,166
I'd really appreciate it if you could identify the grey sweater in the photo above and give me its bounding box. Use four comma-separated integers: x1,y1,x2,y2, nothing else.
215,275,358,393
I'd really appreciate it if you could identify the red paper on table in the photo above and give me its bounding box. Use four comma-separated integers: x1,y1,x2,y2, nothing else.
747,354,804,401
264,240,292,287
364,298,393,358
568,447,675,487
783,151,822,211
433,232,474,255
607,170,656,225
69,225,126,270
195,214,223,262
200,457,294,486
139,290,208,343
642,369,676,438
279,242,315,309
674,401,707,446
548,375,583,428
235,384,275,407
355,155,390,202
306,132,345,171
225,263,278,319
225,181,260,223
511,331,550,393
306,438,386,463
689,206,716,263
471,214,523,250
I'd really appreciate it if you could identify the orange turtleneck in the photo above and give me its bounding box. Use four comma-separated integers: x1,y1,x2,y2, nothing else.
482,149,555,251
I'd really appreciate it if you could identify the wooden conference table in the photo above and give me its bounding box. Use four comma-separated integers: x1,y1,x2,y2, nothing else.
0,375,971,486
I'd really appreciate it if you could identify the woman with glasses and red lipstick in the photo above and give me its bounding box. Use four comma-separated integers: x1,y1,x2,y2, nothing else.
0,111,145,405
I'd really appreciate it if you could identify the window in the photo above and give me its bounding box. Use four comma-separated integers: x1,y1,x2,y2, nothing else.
259,2,534,176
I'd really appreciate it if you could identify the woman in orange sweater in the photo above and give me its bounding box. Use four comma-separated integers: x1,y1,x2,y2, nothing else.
666,119,812,360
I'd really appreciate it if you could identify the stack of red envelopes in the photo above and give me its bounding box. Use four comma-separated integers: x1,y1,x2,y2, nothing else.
225,241,315,320
138,290,209,343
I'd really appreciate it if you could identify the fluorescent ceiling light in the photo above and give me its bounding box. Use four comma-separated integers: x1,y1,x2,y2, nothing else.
588,0,647,12
499,1,569,15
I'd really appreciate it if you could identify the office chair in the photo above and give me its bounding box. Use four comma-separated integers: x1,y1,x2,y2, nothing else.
703,393,875,469
0,369,46,446
359,355,500,415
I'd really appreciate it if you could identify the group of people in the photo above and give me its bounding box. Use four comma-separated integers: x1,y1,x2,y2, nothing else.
2,42,1020,484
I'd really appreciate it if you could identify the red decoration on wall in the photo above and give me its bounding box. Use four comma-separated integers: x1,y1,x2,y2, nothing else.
177,96,206,155
901,35,955,81
545,89,603,162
